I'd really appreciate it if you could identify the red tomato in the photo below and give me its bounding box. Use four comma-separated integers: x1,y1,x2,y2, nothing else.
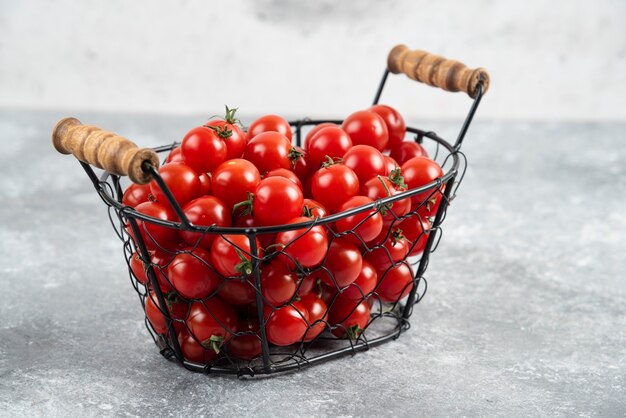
292,146,311,181
178,328,219,364
296,274,316,297
362,173,411,227
130,250,173,292
302,198,328,219
187,299,238,353
306,126,352,169
374,261,414,303
243,131,294,175
226,318,262,360
300,293,328,342
212,159,261,210
342,260,378,301
165,146,185,164
123,183,152,208
305,122,336,144
383,155,400,176
334,196,383,244
365,231,410,272
219,277,257,306
206,107,247,159
342,145,386,185
401,157,444,208
397,216,431,256
311,164,360,213
260,259,298,306
252,177,303,227
180,196,231,249
145,291,187,335
275,216,329,269
234,214,276,250
198,173,211,196
390,141,429,166
316,239,363,289
265,302,309,346
342,110,389,151
210,234,260,278
266,168,303,190
130,201,179,252
416,184,445,218
149,163,201,208
181,126,227,174
248,114,292,141
329,295,370,339
369,104,406,150
167,248,220,300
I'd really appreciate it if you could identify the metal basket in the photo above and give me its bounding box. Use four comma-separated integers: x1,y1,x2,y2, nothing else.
51,45,488,376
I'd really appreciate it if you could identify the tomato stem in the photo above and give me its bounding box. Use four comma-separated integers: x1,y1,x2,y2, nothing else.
233,247,253,276
205,124,233,140
321,155,343,168
388,168,407,189
232,192,254,217
203,335,224,354
346,324,363,341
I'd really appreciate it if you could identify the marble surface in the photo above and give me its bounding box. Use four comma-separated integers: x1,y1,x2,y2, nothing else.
0,111,625,417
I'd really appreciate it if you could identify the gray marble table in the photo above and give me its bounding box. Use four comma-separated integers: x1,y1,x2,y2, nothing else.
1,111,624,417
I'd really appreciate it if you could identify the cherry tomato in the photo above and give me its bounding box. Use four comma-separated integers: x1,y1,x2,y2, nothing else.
219,277,257,306
342,145,386,185
123,183,152,208
342,110,389,151
145,291,187,335
300,293,328,342
292,146,311,181
210,234,260,278
243,131,294,175
275,216,328,269
252,177,303,227
311,164,360,213
302,198,328,219
187,298,238,353
180,196,231,249
369,104,406,150
129,251,149,285
130,201,180,252
248,114,292,141
265,302,309,346
342,259,378,301
178,328,219,364
390,141,429,166
226,318,262,360
260,259,298,306
329,295,370,339
167,247,220,299
181,126,227,174
365,231,410,271
212,159,261,210
316,239,363,289
416,184,445,217
334,196,383,244
383,155,400,176
305,122,336,144
374,261,414,303
362,173,411,227
165,146,185,164
198,173,211,196
397,216,431,256
234,214,275,250
401,157,443,208
296,274,316,297
306,126,352,169
149,163,201,208
266,168,303,190
206,106,247,159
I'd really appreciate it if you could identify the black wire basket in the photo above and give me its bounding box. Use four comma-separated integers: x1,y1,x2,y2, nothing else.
52,45,489,376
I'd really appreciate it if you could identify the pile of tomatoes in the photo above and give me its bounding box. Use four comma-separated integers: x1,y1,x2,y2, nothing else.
122,105,444,364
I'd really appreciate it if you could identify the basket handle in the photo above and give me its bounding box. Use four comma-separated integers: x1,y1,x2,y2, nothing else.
387,45,490,98
52,117,159,184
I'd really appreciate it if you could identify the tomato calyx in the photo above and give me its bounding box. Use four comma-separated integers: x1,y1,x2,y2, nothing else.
321,155,344,168
346,324,364,341
388,168,407,189
289,147,305,169
202,335,225,354
390,228,405,246
233,247,253,276
232,192,254,217
223,105,242,126
205,124,233,140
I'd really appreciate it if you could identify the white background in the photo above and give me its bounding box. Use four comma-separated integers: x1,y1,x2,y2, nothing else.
1,0,625,121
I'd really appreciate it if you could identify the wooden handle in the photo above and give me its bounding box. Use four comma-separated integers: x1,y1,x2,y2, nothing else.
387,45,490,97
52,117,159,184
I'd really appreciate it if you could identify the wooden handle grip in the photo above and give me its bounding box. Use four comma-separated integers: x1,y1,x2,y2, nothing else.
52,117,159,184
387,45,490,97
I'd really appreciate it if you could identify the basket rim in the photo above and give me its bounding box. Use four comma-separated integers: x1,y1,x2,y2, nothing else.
96,120,459,235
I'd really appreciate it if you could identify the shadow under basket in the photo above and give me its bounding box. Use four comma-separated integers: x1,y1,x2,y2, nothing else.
51,44,488,377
